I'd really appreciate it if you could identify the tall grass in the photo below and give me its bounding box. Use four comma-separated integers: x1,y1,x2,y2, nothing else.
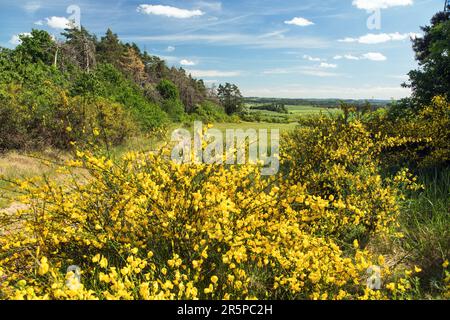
396,167,450,298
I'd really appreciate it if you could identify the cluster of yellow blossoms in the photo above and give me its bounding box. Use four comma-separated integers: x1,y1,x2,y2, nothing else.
0,118,425,300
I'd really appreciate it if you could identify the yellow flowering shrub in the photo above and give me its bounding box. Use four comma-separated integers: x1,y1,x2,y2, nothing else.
0,140,416,300
365,96,450,168
281,116,419,242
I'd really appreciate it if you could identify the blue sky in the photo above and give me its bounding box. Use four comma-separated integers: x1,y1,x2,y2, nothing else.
0,0,445,99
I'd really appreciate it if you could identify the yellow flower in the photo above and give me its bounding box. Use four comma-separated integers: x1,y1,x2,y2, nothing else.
38,257,49,275
443,260,449,269
121,267,130,276
201,247,209,259
92,254,101,263
414,266,422,273
386,282,396,292
211,276,219,284
99,257,108,269
204,284,213,294
17,280,27,287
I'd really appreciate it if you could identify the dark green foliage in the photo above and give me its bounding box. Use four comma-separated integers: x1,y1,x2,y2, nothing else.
96,29,123,68
162,99,186,122
250,103,288,114
190,101,229,123
217,83,244,115
71,64,168,130
157,79,179,100
403,10,450,108
15,29,56,65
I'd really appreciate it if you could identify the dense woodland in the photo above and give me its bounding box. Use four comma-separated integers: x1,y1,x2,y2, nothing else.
0,27,244,151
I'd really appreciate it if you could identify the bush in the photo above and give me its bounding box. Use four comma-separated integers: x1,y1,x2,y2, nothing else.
0,147,419,300
0,82,134,150
281,115,420,242
156,79,179,101
162,99,186,122
66,96,135,148
190,101,229,123
365,96,450,168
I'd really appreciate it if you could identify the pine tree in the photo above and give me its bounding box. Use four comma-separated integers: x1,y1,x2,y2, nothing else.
61,26,97,72
120,47,147,84
97,29,124,68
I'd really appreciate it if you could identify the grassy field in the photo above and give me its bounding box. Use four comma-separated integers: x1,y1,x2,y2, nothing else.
246,104,341,122
210,122,298,133
286,105,341,115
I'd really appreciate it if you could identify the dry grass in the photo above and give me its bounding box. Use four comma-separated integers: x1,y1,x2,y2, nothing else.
0,149,69,209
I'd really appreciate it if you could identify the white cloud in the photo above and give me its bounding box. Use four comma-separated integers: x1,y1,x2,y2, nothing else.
180,59,197,66
262,68,292,75
243,85,410,100
319,62,337,68
137,4,204,19
45,16,72,29
34,20,44,26
203,79,220,84
166,46,176,52
334,54,359,60
9,33,32,45
23,2,41,14
344,54,361,60
352,0,413,11
263,66,340,77
389,74,409,81
362,52,387,61
187,70,241,77
300,70,339,77
303,54,322,62
284,17,314,27
126,33,327,49
333,52,387,61
339,32,420,44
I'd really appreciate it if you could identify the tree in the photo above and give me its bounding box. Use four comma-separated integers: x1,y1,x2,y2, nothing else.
217,83,244,115
142,54,169,82
168,67,207,113
96,29,124,68
61,26,97,72
119,47,147,85
15,29,56,65
404,9,450,106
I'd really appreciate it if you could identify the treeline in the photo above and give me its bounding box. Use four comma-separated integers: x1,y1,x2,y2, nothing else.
0,27,243,151
250,103,288,114
245,97,390,108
